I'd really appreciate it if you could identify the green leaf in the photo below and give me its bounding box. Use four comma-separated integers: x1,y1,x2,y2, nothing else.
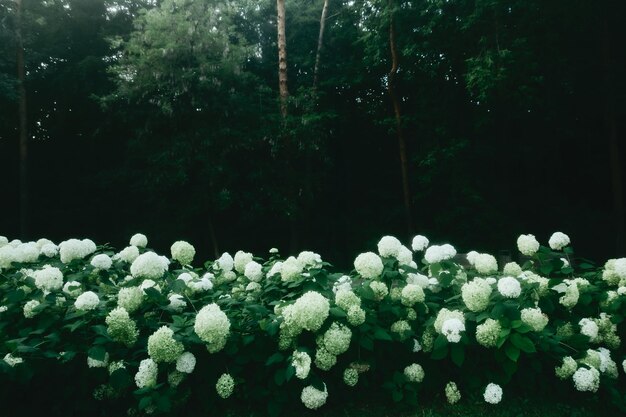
273,369,285,386
285,364,295,381
265,352,284,366
450,344,465,367
88,346,107,361
374,328,392,341
138,396,152,410
510,332,536,353
504,343,520,362
330,307,347,318
359,336,374,350
392,390,403,402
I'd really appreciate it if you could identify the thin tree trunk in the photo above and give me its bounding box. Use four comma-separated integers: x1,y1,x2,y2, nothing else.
16,0,28,240
387,0,414,236
603,11,624,254
313,0,330,89
277,0,289,120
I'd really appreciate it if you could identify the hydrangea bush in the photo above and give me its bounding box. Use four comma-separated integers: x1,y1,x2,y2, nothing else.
0,232,625,415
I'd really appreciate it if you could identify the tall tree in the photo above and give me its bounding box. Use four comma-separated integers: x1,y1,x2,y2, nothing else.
313,0,329,89
277,0,289,120
15,0,28,239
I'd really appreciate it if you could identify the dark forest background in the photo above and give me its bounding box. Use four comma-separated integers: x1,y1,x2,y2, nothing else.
0,0,625,268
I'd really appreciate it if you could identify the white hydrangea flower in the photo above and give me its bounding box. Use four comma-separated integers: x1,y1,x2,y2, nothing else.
0,236,8,247
188,274,214,292
297,251,322,268
105,307,138,346
147,326,184,363
62,281,82,297
401,284,425,306
521,307,549,332
194,303,231,353
14,242,40,263
0,245,16,270
59,239,96,263
549,232,570,251
140,279,161,293
215,252,234,272
497,277,521,298
23,300,40,318
424,244,456,263
176,352,196,374
559,281,579,308
282,291,330,333
292,350,311,379
354,252,384,279
332,275,352,293
269,247,279,254
33,266,64,292
75,291,99,311
300,384,328,410
614,258,626,279
434,308,465,334
461,278,492,312
322,322,352,355
40,243,59,258
117,246,140,263
343,368,358,386
572,367,600,392
441,318,465,343
3,353,24,367
396,245,413,266
485,277,497,285
503,262,522,277
135,358,158,388
168,294,187,312
216,373,235,399
171,241,195,265
406,273,429,288
474,253,498,275
130,252,169,279
91,254,112,270
517,234,539,256
87,352,109,368
466,251,479,265
377,236,402,258
369,281,389,300
234,250,253,274
118,286,144,312
475,318,501,348
579,318,599,341
413,338,422,352
244,261,263,282
130,233,148,248
483,383,503,404
403,363,425,383
411,235,429,252
267,261,283,277
0,306,8,313
445,382,461,404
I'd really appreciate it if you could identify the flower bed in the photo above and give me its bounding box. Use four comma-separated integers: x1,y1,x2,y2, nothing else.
0,233,625,415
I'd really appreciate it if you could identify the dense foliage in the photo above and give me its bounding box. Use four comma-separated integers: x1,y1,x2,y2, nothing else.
1,232,625,416
0,0,625,265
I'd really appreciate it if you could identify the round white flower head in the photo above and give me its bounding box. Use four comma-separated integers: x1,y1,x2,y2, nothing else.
280,256,304,282
40,243,59,258
215,252,234,272
23,300,41,318
517,234,539,256
343,368,359,386
135,358,158,388
283,291,330,333
168,294,187,312
614,258,626,280
572,367,600,392
442,318,465,343
396,245,413,266
461,278,492,312
148,326,185,363
314,347,337,370
549,232,570,251
194,303,231,353
59,239,96,263
176,352,196,374
401,284,425,307
0,245,16,270
267,261,283,277
0,306,8,313
130,233,148,248
322,322,352,355
118,286,143,313
434,308,465,334
347,306,366,326
521,307,549,332
3,353,24,367
497,277,521,298
369,281,389,300
413,338,422,352
476,318,501,348
335,289,361,311
14,242,40,263
297,251,322,268
483,383,503,404
61,281,81,298
407,272,429,288
33,266,64,292
354,252,384,279
105,307,138,346
130,252,169,279
503,262,522,277
578,318,599,341
404,363,425,383
559,281,579,308
301,384,328,410
445,382,461,404
234,250,253,274
91,254,112,270
246,282,261,292
171,241,195,265
292,350,312,379
622,359,626,374
117,246,140,263
269,247,279,254
189,274,214,292
377,236,402,258
0,236,8,247
555,356,578,380
466,251,479,265
473,253,498,275
140,279,161,293
216,373,235,399
75,291,99,311
244,261,263,282
425,244,456,263
411,235,429,252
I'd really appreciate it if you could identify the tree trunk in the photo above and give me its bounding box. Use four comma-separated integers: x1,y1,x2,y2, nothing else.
602,10,625,254
16,0,28,240
387,0,414,237
313,0,330,89
277,0,289,120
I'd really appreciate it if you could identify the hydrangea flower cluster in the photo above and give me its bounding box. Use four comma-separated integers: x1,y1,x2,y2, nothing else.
483,383,503,404
33,266,64,293
475,318,501,348
445,382,461,404
176,352,196,374
354,252,384,279
216,373,235,399
300,385,328,409
424,244,456,264
130,252,169,279
105,307,139,346
461,278,492,312
403,363,425,383
521,307,549,332
321,322,352,355
343,368,359,386
549,232,570,250
497,276,521,298
517,234,539,256
135,358,158,388
75,291,99,311
147,326,185,363
401,284,425,306
292,350,311,379
171,241,196,265
471,253,498,275
194,303,230,353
